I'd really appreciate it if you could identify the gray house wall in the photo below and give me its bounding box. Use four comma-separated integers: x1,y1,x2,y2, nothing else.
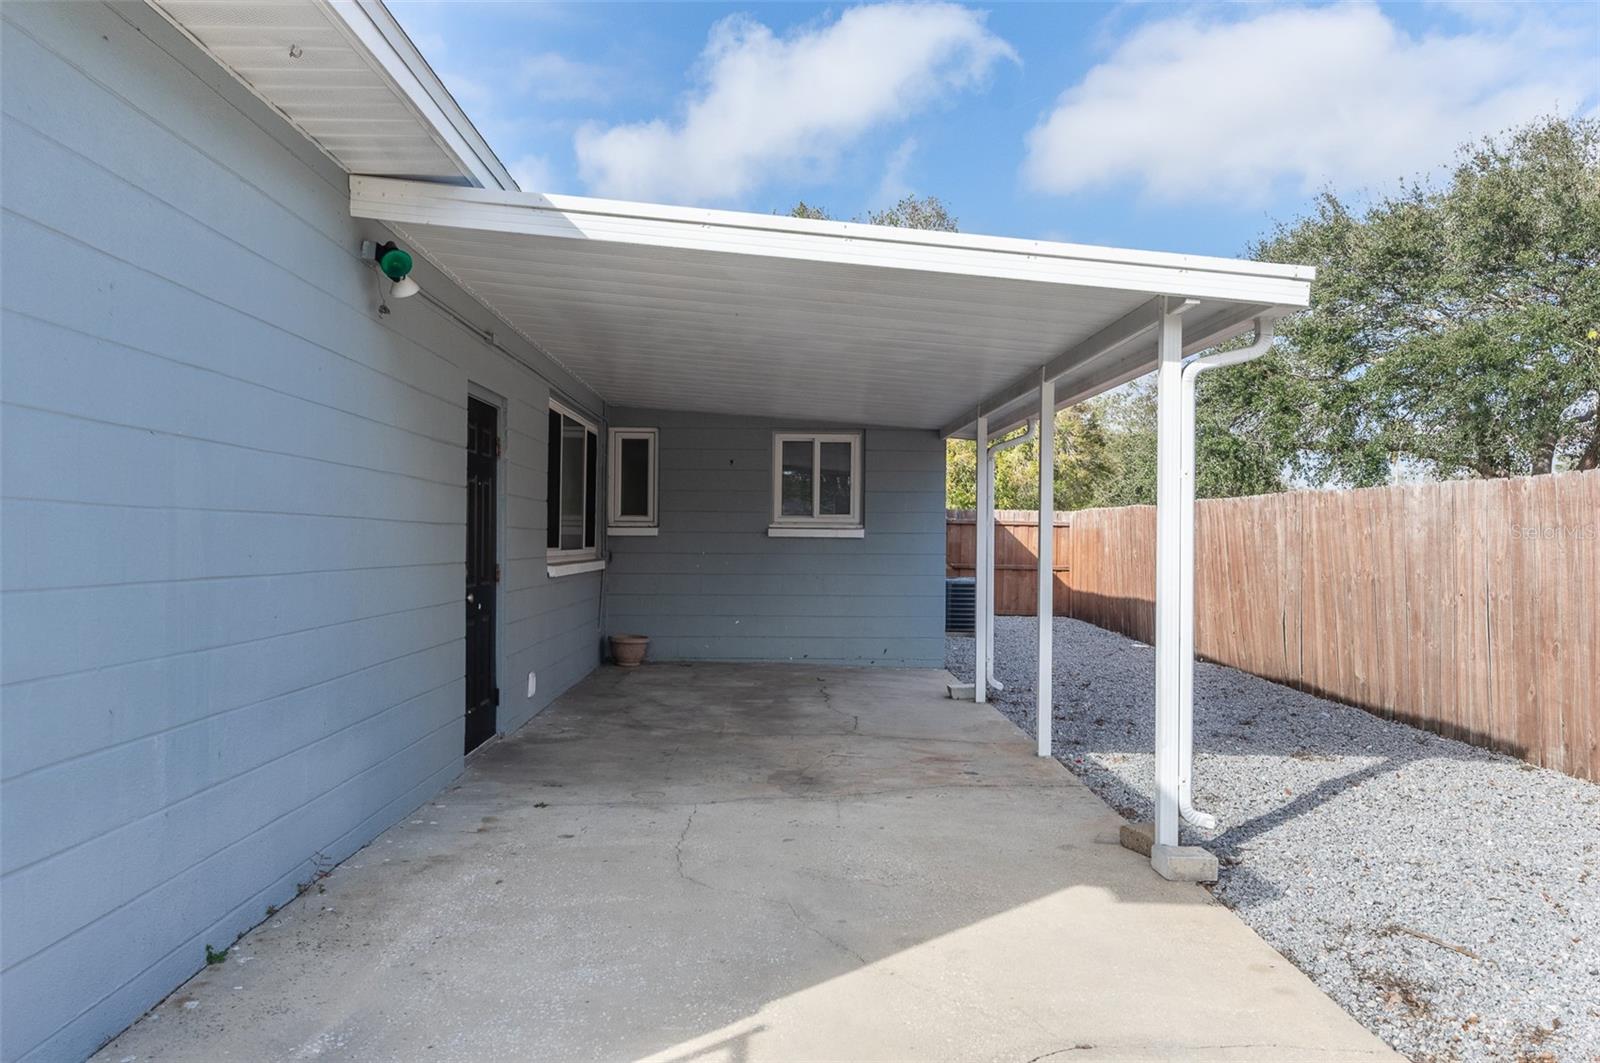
602,408,946,666
0,4,603,1060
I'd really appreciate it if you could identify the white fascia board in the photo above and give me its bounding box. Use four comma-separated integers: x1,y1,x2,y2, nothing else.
349,177,1314,305
321,0,515,190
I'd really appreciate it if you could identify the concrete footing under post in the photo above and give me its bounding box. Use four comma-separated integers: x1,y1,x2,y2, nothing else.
1118,821,1219,883
1152,844,1220,883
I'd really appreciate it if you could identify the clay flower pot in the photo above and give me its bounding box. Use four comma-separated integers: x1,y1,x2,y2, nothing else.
610,634,649,667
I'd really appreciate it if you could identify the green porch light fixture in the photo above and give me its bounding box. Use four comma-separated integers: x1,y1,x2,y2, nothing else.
370,239,419,299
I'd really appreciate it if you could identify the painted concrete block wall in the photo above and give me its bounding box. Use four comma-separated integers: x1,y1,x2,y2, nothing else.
603,408,946,666
0,5,602,1060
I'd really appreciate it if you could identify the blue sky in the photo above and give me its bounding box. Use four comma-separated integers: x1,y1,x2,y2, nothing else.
390,1,1599,257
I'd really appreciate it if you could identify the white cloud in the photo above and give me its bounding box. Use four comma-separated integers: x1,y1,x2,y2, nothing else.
875,137,919,204
517,52,614,103
575,3,1016,203
509,153,556,192
1023,4,1600,202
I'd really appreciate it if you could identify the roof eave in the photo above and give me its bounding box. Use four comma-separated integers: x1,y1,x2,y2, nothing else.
321,0,515,190
145,0,515,190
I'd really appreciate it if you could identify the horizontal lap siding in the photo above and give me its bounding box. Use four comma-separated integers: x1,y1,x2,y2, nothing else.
0,5,602,1060
604,408,945,666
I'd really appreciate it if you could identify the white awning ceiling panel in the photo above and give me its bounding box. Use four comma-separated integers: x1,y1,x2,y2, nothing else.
351,177,1312,432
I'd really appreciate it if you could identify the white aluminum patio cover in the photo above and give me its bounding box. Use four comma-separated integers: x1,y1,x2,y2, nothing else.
348,176,1311,434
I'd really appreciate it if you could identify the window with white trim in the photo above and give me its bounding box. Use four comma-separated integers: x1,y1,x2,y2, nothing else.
547,401,599,560
608,428,657,533
771,432,862,531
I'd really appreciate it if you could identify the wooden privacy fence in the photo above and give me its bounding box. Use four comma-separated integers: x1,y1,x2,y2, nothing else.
946,509,1073,615
946,470,1600,783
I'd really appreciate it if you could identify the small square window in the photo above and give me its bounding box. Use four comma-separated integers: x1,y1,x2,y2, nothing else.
608,428,657,532
770,432,862,534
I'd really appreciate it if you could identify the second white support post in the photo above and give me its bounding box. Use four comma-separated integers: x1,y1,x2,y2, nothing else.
1036,373,1054,757
1152,298,1185,850
975,414,990,704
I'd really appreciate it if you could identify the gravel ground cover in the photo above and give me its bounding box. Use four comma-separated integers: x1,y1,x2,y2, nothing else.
949,616,1600,1063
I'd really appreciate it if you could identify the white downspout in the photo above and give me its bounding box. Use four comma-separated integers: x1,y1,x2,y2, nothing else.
1176,316,1278,830
982,419,1037,692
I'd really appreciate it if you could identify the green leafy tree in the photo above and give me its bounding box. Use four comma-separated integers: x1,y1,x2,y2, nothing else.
946,437,978,508
785,194,958,231
1249,115,1600,482
1075,373,1290,507
862,194,958,232
1085,384,1158,507
953,114,1600,507
787,201,832,221
947,374,1295,510
945,406,1115,510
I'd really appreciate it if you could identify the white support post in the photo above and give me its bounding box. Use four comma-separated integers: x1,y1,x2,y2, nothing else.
975,414,990,705
1036,373,1054,758
1153,298,1184,852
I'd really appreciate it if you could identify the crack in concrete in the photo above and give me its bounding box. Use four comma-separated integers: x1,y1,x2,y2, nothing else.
815,676,861,734
672,805,713,890
780,901,868,966
1022,1046,1095,1063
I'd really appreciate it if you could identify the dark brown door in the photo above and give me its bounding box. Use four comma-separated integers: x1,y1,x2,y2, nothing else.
464,396,498,753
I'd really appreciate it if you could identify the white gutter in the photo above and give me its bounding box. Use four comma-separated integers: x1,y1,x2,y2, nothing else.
1176,316,1279,830
981,420,1037,693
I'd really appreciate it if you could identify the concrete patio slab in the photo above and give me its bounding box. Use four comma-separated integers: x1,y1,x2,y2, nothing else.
94,663,1397,1062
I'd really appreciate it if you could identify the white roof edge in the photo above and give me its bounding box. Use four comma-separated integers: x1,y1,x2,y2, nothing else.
350,176,1316,306
321,0,515,190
